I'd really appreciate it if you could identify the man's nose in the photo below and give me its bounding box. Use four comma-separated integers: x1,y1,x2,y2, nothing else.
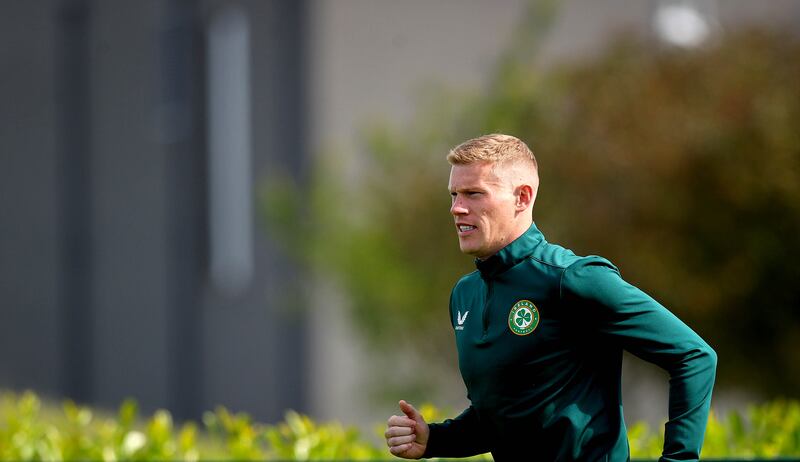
451,199,468,216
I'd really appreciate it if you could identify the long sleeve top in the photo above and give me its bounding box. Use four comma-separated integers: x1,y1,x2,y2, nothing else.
424,223,717,461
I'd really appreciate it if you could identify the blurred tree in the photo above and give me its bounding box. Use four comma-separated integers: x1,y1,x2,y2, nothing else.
535,31,800,396
262,24,800,397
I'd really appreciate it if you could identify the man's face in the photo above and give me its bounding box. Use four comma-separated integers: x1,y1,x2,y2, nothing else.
448,162,519,259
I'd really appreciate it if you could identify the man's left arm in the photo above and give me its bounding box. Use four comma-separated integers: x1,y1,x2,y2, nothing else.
561,256,718,462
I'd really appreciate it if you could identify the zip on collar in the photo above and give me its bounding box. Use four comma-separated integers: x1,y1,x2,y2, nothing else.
475,223,545,280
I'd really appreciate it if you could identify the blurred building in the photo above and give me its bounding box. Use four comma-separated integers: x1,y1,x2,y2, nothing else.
2,0,799,425
0,0,309,421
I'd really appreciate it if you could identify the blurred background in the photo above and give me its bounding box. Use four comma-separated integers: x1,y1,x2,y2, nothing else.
2,0,799,441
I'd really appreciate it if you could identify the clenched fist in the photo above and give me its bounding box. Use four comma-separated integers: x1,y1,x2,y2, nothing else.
385,400,430,459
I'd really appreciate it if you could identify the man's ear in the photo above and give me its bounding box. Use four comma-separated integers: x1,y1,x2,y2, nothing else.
515,184,535,212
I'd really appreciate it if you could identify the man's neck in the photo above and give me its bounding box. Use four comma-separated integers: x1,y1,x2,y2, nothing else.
477,221,533,261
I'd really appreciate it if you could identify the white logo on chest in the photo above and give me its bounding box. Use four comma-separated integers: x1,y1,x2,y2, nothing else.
455,310,469,330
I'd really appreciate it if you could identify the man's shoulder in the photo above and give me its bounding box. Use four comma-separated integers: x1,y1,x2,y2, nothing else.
527,238,583,270
452,269,481,292
524,242,620,288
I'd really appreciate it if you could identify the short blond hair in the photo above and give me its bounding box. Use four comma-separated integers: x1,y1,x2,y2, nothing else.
447,133,537,170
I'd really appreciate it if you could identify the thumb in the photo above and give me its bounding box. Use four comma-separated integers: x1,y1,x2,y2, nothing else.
399,400,423,423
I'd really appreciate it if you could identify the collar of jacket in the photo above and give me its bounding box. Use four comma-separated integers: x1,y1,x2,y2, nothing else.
475,222,544,280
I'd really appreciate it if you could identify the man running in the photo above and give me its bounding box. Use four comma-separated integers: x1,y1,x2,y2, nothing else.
385,134,716,461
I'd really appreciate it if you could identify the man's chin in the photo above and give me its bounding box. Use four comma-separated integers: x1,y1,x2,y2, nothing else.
458,244,482,258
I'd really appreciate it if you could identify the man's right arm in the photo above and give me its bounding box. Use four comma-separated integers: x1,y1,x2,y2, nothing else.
423,405,492,458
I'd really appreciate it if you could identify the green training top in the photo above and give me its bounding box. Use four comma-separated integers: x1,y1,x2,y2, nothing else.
424,223,717,462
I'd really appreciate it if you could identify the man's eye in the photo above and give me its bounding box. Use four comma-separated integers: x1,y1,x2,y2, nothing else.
451,191,480,198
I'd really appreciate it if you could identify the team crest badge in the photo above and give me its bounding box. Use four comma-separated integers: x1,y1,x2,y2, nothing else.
508,300,540,336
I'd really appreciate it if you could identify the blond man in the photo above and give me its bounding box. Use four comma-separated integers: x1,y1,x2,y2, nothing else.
385,134,716,461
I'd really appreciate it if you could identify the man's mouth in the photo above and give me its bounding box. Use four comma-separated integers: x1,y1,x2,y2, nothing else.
458,224,477,233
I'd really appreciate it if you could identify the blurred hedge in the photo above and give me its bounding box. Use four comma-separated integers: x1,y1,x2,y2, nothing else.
2,390,800,460
0,390,383,460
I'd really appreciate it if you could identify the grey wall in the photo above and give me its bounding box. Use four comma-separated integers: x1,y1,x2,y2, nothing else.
0,0,308,422
0,0,62,397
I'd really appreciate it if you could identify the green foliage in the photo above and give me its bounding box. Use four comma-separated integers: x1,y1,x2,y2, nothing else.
262,25,800,397
202,406,268,459
0,390,381,460
264,411,384,460
0,390,200,461
702,400,800,459
533,31,800,397
2,391,800,459
630,399,800,459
